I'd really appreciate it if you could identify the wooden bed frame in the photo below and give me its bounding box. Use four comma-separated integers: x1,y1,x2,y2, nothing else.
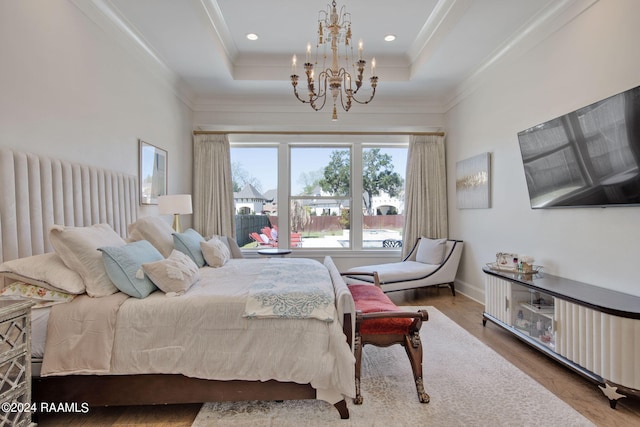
0,148,351,419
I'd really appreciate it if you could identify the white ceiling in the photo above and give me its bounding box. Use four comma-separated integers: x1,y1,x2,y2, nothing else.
82,0,591,111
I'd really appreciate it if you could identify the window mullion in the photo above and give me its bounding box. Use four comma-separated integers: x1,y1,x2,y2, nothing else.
351,143,363,250
279,142,290,249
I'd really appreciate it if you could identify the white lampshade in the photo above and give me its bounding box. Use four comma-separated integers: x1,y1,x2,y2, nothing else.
158,194,192,215
158,194,192,232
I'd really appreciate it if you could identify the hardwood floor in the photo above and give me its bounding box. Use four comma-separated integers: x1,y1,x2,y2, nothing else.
36,287,640,426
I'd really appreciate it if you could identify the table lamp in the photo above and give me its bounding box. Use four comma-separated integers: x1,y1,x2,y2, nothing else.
158,194,192,232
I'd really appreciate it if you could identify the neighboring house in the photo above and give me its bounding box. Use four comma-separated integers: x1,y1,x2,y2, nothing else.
369,190,404,215
261,189,277,215
234,184,267,215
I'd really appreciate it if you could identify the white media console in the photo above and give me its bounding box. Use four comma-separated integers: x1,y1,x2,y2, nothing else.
482,266,640,408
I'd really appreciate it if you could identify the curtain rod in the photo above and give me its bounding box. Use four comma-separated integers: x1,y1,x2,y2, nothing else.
193,130,445,136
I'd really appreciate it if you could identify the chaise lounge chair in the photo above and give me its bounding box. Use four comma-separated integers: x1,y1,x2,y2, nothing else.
345,237,463,295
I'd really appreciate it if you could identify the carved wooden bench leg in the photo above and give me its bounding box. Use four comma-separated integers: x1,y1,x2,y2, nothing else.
404,330,430,403
353,334,364,404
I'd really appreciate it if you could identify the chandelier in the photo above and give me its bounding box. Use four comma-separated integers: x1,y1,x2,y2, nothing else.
290,1,378,121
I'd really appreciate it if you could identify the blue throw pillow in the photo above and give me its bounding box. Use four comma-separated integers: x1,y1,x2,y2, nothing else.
172,228,206,267
99,240,164,298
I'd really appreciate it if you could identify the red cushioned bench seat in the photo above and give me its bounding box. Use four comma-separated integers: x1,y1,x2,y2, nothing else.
342,271,430,405
349,284,414,335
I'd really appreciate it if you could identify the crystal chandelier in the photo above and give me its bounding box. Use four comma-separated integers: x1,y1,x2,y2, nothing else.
290,1,378,121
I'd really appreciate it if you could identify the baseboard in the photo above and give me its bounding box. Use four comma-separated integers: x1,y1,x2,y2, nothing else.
454,278,484,305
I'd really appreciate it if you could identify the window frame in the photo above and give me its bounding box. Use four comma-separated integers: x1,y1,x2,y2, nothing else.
230,136,408,255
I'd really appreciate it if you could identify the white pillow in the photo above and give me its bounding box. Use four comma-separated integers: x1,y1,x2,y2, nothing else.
49,223,126,297
142,250,200,296
415,237,447,265
200,237,231,268
0,252,85,294
127,216,175,257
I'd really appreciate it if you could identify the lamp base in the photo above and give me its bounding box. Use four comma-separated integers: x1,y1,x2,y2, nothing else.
172,214,182,233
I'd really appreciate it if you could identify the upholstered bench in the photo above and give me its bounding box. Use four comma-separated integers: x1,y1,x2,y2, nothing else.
342,271,430,405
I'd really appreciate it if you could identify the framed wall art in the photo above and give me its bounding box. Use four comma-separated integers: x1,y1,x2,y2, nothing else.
456,152,491,209
139,139,167,205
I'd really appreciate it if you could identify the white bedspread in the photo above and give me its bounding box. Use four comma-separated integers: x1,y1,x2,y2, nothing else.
108,258,355,403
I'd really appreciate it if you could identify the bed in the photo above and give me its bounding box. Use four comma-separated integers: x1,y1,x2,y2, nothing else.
0,148,355,418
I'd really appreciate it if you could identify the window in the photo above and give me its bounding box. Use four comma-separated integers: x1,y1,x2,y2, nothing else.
361,147,406,248
231,139,407,252
291,146,351,249
230,146,278,249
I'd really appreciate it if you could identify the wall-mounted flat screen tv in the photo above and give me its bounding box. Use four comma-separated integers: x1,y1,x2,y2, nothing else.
517,84,640,208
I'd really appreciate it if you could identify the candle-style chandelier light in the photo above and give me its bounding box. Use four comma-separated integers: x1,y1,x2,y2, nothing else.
290,1,378,121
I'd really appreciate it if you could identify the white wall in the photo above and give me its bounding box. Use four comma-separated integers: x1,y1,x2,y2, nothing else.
0,0,193,219
446,0,640,299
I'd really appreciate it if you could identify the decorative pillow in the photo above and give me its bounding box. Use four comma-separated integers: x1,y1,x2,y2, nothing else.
211,235,244,259
0,252,85,294
200,236,231,268
99,240,164,298
415,237,447,265
0,281,76,308
49,223,126,297
142,250,200,296
172,228,206,267
127,216,175,257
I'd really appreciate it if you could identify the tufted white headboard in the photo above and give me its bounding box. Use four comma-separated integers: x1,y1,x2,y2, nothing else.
0,148,138,263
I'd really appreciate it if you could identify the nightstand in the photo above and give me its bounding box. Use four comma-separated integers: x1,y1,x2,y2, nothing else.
0,300,34,427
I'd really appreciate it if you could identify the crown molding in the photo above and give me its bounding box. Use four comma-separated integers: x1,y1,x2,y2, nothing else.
443,0,600,112
408,0,473,79
69,0,196,109
198,0,236,71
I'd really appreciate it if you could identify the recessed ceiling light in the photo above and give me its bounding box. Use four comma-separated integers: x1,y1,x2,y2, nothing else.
384,34,396,42
246,33,259,41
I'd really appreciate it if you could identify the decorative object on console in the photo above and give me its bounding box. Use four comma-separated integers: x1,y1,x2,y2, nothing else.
158,194,192,232
139,140,167,205
456,152,491,209
520,255,535,273
488,253,542,274
290,0,378,121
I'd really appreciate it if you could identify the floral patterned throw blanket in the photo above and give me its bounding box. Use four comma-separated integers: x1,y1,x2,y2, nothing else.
243,258,335,322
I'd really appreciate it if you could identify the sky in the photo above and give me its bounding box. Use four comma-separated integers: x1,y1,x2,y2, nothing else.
231,146,407,195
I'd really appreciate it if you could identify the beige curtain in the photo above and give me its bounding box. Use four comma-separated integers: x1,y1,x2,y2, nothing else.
193,134,235,238
402,134,448,258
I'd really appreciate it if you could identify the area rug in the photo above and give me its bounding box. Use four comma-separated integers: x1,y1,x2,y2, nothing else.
192,307,594,426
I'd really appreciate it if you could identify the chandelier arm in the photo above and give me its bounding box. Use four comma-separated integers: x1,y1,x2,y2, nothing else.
310,88,328,111
292,75,321,105
309,69,329,111
291,76,309,104
338,88,352,112
350,87,376,105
